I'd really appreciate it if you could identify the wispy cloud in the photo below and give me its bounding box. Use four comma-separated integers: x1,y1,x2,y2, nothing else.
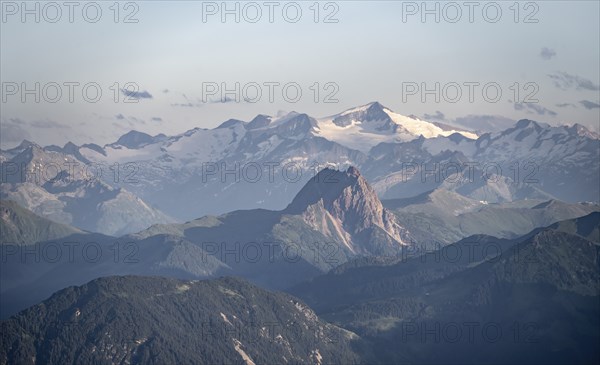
555,102,575,108
29,119,69,129
539,47,556,60
120,89,153,99
422,110,445,121
548,71,600,91
0,118,31,145
580,100,600,109
171,94,241,108
171,102,200,108
113,114,146,125
452,115,516,133
513,102,557,116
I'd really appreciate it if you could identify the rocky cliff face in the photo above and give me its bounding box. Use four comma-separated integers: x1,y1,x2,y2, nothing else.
286,166,412,255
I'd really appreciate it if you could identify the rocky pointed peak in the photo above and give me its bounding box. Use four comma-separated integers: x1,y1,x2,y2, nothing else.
364,102,392,121
3,140,40,157
513,119,549,131
285,166,411,250
61,141,80,154
285,167,366,213
366,101,388,111
332,102,393,128
493,119,547,141
447,132,467,143
269,113,317,137
17,139,38,150
112,130,155,149
14,142,44,160
247,114,272,129
346,165,361,177
216,119,245,129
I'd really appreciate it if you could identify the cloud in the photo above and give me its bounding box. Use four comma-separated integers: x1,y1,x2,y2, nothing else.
171,102,200,108
0,118,32,146
7,117,26,125
580,100,600,109
171,92,245,107
219,96,236,103
555,102,575,108
112,114,147,128
151,117,163,122
513,102,557,116
422,111,445,121
452,115,516,133
28,119,68,129
539,47,556,60
548,71,600,91
120,88,153,99
129,116,146,124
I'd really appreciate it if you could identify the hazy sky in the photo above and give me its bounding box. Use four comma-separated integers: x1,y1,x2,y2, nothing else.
1,1,599,147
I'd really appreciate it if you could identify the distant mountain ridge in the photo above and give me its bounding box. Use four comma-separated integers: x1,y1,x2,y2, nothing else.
2,102,598,230
0,143,173,236
2,166,597,319
0,166,413,317
0,200,82,245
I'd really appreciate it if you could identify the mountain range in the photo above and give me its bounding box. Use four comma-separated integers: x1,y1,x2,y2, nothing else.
1,101,599,364
2,165,597,319
290,212,600,364
3,102,597,235
2,212,597,364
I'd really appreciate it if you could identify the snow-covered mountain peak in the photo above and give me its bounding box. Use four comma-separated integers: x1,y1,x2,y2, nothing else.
110,130,158,149
314,102,477,153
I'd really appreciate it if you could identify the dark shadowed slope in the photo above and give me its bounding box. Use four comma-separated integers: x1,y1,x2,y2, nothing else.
0,276,360,365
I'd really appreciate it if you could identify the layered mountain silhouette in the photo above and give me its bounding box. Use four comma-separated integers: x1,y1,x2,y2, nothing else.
289,213,600,364
6,103,595,226
2,213,597,364
1,200,82,245
0,166,412,318
2,166,597,319
383,188,598,246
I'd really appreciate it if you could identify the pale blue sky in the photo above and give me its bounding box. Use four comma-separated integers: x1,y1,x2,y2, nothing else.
1,1,599,147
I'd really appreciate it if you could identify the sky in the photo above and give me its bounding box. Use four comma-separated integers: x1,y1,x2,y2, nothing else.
1,0,599,148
